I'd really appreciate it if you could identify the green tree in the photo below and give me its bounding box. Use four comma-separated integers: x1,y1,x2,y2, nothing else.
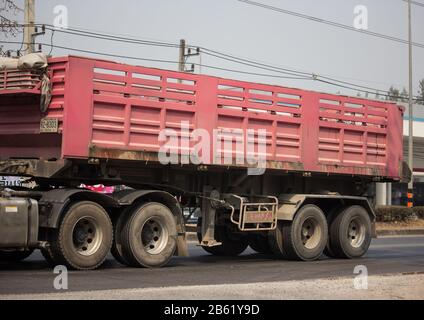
418,79,424,105
0,0,23,57
400,88,409,102
387,86,401,102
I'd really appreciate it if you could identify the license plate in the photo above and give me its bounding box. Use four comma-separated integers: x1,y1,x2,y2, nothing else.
244,211,274,223
40,118,58,133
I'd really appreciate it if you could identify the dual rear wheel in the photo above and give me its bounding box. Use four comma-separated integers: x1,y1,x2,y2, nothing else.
326,205,372,259
269,205,328,261
269,204,372,261
43,201,177,270
112,202,177,268
198,205,372,261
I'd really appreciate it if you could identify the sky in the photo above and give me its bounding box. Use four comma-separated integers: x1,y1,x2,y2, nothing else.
1,0,424,97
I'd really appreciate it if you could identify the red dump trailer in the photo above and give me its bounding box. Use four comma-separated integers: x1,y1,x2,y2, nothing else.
0,56,409,270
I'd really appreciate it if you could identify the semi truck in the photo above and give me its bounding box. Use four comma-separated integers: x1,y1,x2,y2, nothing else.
0,55,410,270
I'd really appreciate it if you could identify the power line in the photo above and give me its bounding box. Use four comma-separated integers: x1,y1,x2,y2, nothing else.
2,23,422,100
402,0,424,8
39,25,407,95
44,25,181,49
199,48,401,96
4,22,420,94
0,40,311,80
236,0,424,49
3,39,421,102
44,26,307,78
28,24,313,78
48,29,55,56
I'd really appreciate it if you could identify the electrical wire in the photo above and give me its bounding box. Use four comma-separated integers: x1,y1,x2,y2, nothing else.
40,24,423,98
39,25,411,96
236,0,424,49
48,29,55,56
3,40,421,102
1,22,422,100
0,40,311,80
3,23,421,91
402,0,424,8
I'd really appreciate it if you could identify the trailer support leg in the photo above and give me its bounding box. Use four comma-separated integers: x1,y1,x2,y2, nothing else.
200,186,221,247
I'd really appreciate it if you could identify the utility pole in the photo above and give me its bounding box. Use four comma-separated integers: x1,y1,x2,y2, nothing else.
24,0,35,54
178,39,200,75
408,0,414,208
178,39,186,73
22,1,44,55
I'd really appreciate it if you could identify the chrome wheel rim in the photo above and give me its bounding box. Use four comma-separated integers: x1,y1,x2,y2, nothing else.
141,217,169,255
301,217,322,249
348,218,366,248
72,217,103,256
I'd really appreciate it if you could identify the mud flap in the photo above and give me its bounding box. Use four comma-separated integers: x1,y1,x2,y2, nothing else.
175,233,189,257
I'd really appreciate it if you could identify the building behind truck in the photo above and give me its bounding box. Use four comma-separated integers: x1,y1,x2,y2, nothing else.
0,54,410,269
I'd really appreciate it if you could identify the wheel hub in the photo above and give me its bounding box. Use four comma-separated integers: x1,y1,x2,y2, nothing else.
348,219,366,248
301,218,322,249
72,217,103,256
141,217,168,255
74,229,87,244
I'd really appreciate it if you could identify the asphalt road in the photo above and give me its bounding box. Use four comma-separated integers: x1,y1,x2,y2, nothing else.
0,236,423,296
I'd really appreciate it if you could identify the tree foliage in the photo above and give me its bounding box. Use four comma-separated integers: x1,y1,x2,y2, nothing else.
387,86,401,102
0,0,22,56
418,79,424,105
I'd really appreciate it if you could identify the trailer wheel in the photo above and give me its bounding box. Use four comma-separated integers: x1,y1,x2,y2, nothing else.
279,205,328,261
249,234,272,254
0,249,34,262
50,201,113,270
328,206,372,259
268,223,289,259
323,206,342,258
197,218,248,256
111,208,132,266
120,202,177,268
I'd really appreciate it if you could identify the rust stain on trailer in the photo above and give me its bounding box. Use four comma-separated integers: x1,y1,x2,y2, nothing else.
89,146,305,171
89,145,161,163
318,163,386,177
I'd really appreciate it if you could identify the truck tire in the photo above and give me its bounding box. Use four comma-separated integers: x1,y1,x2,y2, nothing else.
328,206,372,259
120,202,177,268
249,234,272,254
197,218,248,256
0,249,34,262
278,205,328,261
111,208,132,266
204,227,248,257
49,201,113,270
323,206,342,258
268,222,289,259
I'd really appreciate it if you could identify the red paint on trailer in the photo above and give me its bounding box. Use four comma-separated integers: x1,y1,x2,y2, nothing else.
0,56,404,179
